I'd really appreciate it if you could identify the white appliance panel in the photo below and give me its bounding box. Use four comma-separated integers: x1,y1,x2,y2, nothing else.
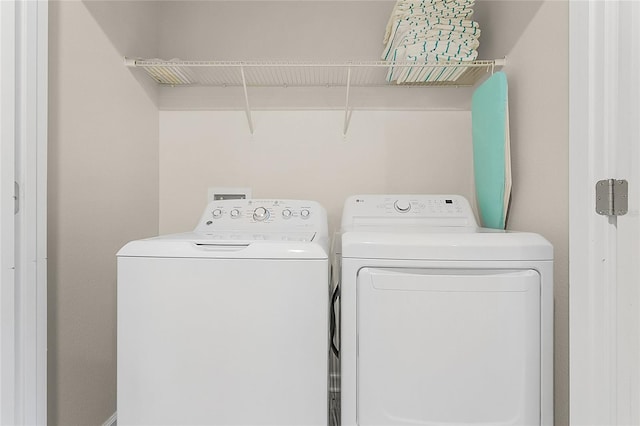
356,268,541,425
341,194,478,230
117,256,328,426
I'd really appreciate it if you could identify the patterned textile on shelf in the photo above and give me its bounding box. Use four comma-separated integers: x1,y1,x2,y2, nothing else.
382,0,481,83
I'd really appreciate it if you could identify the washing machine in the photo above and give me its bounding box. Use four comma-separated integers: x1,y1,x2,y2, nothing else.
117,199,329,426
339,194,553,426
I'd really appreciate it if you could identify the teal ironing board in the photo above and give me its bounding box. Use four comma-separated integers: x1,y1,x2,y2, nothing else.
472,71,511,229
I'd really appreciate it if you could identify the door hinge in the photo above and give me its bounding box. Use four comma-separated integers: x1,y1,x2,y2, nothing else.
596,179,628,216
14,181,19,214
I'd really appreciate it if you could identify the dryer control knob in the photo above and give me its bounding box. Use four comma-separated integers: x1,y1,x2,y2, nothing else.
230,209,241,218
282,209,292,219
300,209,311,219
394,200,411,213
253,207,270,221
212,209,223,219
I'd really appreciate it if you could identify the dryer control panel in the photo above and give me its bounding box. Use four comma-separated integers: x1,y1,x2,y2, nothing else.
341,194,478,229
195,199,328,233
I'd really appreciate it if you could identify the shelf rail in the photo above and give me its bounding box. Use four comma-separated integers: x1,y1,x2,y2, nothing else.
125,58,506,134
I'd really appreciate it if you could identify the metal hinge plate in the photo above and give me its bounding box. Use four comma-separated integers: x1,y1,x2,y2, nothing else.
596,179,628,216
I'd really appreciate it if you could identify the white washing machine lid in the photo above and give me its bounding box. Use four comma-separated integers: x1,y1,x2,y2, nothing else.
341,229,553,261
117,231,328,259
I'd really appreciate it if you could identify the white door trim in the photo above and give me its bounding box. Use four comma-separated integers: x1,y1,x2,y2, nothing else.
14,0,48,423
569,0,613,423
569,0,639,424
0,0,18,423
0,0,47,424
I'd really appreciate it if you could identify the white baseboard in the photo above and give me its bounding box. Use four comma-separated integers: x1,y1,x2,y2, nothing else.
103,412,117,426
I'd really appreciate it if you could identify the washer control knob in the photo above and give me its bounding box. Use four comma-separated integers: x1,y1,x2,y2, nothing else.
282,209,292,219
212,209,223,219
253,207,269,221
394,200,411,213
230,209,241,218
300,209,311,219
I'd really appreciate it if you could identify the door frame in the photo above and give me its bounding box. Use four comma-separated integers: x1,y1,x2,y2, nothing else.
569,0,639,424
0,0,47,424
0,0,18,421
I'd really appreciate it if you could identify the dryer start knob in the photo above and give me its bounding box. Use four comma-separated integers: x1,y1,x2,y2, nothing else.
253,207,270,221
394,200,411,213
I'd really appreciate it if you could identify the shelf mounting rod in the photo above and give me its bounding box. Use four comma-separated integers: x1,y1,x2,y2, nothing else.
240,65,254,134
343,65,353,136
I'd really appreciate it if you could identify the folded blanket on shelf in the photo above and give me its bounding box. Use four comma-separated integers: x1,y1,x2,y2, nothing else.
384,23,480,61
393,0,476,14
382,0,481,83
398,0,476,6
397,39,479,60
387,55,475,83
399,4,474,15
383,18,479,59
385,0,475,32
385,7,474,35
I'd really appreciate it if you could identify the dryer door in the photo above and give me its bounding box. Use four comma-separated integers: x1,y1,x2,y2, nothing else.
357,268,540,425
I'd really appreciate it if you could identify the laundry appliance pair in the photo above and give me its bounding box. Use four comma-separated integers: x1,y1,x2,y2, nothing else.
117,194,553,426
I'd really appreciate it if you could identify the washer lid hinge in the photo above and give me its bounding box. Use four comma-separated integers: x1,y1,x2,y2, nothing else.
596,179,628,216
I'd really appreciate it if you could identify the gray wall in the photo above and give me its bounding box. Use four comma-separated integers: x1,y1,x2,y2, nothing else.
500,2,569,424
158,110,474,234
48,2,159,424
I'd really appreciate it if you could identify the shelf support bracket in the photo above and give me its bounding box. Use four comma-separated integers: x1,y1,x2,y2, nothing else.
240,65,254,134
343,65,353,136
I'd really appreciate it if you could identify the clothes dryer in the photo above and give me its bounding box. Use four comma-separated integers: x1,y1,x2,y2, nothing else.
339,194,553,426
117,199,329,426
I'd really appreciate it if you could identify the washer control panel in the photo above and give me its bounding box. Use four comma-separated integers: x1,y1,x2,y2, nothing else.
195,199,326,233
341,194,478,229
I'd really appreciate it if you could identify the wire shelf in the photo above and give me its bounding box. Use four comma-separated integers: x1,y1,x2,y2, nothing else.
125,58,504,88
125,57,505,134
